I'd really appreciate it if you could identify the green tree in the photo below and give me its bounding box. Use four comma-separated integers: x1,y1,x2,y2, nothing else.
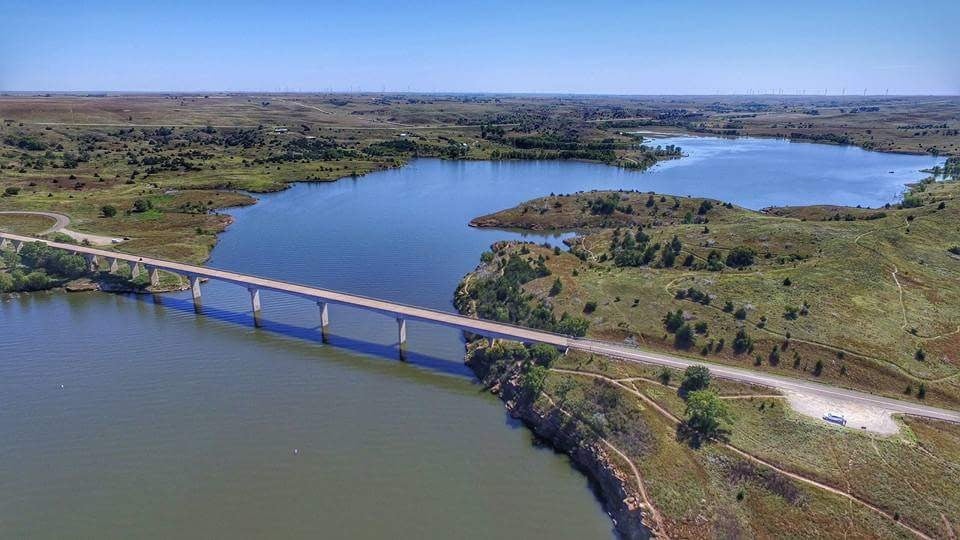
684,390,732,438
725,246,756,268
549,277,563,296
101,205,118,217
674,323,695,348
522,365,549,398
528,343,560,367
680,365,711,393
132,198,153,213
732,328,752,354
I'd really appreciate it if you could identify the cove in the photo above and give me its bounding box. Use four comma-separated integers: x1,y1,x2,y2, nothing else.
0,137,944,538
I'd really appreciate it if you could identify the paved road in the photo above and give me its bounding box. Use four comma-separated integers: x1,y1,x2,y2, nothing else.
3,230,959,425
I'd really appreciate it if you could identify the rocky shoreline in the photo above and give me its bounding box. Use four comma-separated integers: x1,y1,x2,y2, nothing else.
462,340,654,539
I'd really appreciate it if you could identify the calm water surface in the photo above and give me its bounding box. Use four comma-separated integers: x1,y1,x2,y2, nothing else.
0,137,943,538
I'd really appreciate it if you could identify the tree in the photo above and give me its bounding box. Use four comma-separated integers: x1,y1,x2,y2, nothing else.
812,359,824,376
680,365,711,393
132,198,153,213
663,309,685,332
549,277,563,296
732,328,752,354
917,383,927,400
657,368,671,386
684,390,732,438
674,323,695,348
522,365,548,398
528,343,559,367
101,205,118,217
725,246,756,268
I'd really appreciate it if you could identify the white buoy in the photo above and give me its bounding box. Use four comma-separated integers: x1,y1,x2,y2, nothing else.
293,448,299,455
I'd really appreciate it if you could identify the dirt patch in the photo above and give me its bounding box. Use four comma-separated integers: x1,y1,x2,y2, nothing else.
784,391,901,435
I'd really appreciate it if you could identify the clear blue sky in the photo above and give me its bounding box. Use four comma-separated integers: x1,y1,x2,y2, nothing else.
2,0,957,94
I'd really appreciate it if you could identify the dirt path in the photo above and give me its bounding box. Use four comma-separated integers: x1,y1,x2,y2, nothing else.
551,368,933,539
0,211,123,246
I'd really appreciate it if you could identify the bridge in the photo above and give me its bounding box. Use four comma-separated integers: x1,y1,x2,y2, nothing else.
3,230,960,426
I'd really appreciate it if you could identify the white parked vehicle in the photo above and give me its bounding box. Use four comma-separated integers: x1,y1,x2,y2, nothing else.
823,412,847,426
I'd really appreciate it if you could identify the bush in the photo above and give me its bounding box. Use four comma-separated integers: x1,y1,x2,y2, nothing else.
583,300,598,314
732,328,753,354
663,309,685,332
725,246,756,268
812,360,824,376
522,365,549,398
674,324,695,348
528,343,559,367
684,390,731,438
734,307,747,320
101,205,118,217
132,198,153,213
680,365,711,393
949,246,960,256
549,277,563,296
4,186,20,196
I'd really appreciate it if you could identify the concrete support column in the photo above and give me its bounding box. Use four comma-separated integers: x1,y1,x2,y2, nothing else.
84,254,99,272
397,318,407,345
397,317,408,361
107,257,119,273
317,301,330,342
189,275,202,303
147,266,160,287
130,261,141,279
0,238,8,250
13,240,24,253
249,288,261,313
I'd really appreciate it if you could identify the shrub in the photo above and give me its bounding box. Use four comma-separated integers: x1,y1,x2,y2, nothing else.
521,365,548,398
949,246,960,256
674,324,695,348
583,300,598,314
663,309,685,332
734,307,748,320
812,359,824,376
732,328,752,354
726,246,756,268
101,205,118,217
549,277,563,296
528,343,559,367
4,186,20,196
679,365,711,393
132,198,153,213
694,321,708,334
684,390,731,438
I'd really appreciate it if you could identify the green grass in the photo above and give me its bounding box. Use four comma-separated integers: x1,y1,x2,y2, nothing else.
467,183,960,408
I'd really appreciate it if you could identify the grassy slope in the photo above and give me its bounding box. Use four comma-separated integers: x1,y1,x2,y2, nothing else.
540,354,960,538
468,183,960,408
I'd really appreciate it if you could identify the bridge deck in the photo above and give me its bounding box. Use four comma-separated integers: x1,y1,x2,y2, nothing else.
4,231,960,425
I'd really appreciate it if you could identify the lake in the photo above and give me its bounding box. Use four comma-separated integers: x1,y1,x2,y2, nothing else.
0,137,943,538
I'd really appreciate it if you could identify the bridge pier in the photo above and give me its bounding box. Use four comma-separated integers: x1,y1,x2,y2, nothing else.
0,237,8,250
12,240,24,253
130,261,141,279
189,275,202,305
317,301,329,342
84,254,100,272
397,317,407,360
107,257,119,273
249,288,261,313
147,266,160,287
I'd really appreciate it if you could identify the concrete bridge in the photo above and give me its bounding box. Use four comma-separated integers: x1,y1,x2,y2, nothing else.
4,230,960,426
0,232,569,355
